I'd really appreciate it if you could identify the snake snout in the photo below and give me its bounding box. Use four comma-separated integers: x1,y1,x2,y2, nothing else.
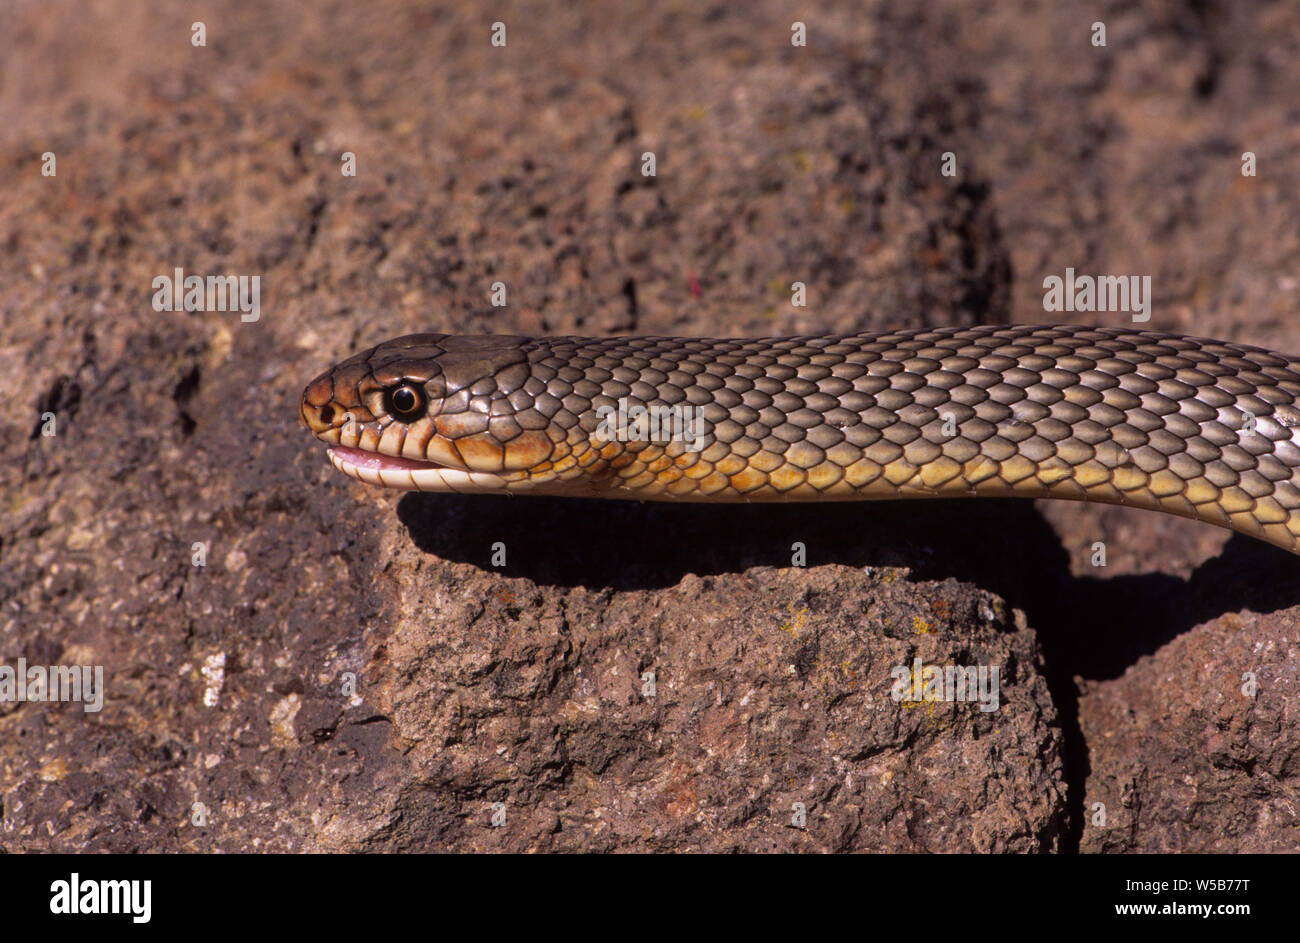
300,372,374,442
299,373,345,436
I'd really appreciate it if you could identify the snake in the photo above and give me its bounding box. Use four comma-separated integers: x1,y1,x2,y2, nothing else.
300,324,1300,554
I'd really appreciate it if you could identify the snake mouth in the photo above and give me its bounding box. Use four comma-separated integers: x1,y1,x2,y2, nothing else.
327,445,450,474
325,445,506,493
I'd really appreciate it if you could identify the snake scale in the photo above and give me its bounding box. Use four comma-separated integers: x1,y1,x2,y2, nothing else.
300,324,1300,553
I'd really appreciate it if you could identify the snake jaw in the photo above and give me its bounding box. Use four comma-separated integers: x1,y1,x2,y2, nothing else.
304,376,526,492
326,445,512,493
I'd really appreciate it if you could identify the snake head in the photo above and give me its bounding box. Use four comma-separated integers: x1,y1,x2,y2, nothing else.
300,333,558,491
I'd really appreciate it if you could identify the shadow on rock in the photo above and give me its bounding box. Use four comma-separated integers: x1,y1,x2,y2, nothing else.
397,490,1300,681
397,490,1065,590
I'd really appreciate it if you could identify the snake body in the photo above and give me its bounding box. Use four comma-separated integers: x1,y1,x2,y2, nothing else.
300,325,1300,553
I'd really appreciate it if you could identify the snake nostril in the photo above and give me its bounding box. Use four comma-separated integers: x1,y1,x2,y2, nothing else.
319,405,335,425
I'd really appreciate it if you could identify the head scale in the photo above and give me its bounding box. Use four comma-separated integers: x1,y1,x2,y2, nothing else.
300,333,555,491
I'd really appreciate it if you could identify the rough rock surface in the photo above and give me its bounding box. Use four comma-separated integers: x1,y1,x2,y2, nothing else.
0,0,1297,851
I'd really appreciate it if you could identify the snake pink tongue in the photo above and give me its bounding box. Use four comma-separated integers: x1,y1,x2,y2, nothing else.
329,446,444,472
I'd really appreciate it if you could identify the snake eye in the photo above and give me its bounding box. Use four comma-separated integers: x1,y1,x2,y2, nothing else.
386,384,426,421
